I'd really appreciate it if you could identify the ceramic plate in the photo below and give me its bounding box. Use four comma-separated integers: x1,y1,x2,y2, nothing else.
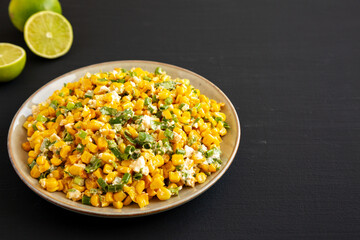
8,60,240,217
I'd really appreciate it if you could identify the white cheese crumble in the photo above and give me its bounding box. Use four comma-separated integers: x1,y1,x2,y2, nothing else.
67,189,81,201
181,104,189,111
32,105,40,115
129,156,149,176
88,99,97,108
184,145,195,158
110,91,121,104
99,86,110,94
142,115,152,129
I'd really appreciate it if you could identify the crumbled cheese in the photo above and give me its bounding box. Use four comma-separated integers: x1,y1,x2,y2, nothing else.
130,81,136,87
112,177,122,185
99,86,110,94
184,145,195,158
194,151,204,160
67,189,81,201
131,76,140,84
181,104,189,111
129,156,149,176
193,122,199,128
39,178,46,188
32,105,40,115
110,91,121,103
112,70,118,75
181,158,195,187
65,123,74,128
88,99,97,108
142,115,152,129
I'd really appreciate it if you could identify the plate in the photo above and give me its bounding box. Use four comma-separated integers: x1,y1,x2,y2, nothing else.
8,60,241,217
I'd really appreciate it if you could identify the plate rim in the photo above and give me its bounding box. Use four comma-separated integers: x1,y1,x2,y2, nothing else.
7,60,241,217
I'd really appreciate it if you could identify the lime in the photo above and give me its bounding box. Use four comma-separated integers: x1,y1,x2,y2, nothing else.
9,0,62,32
24,11,73,59
0,43,26,82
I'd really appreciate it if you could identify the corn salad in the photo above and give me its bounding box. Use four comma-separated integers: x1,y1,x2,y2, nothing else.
22,67,229,208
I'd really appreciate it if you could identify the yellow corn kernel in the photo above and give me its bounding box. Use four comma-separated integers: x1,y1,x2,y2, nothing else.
157,187,171,200
60,145,72,159
119,143,126,153
136,193,149,208
99,152,115,163
123,186,136,201
183,125,192,134
196,172,207,184
121,160,132,167
28,150,37,158
127,126,138,138
81,150,93,164
105,192,114,203
134,99,144,110
35,122,46,131
50,157,62,166
113,191,127,202
86,142,98,153
150,177,164,190
171,154,184,166
91,194,100,207
30,165,41,178
68,154,78,164
162,109,172,119
50,169,61,179
22,142,31,152
105,171,118,183
36,156,46,165
169,171,181,183
199,163,209,172
219,127,227,136
69,165,82,176
123,196,132,206
209,163,217,172
117,166,131,174
103,164,114,174
46,178,59,192
38,161,50,173
135,180,145,194
27,157,35,164
88,120,104,131
168,183,178,189
158,89,170,99
96,136,108,151
113,201,124,209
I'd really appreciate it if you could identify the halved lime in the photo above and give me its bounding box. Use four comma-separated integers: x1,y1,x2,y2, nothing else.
24,11,73,59
0,43,26,82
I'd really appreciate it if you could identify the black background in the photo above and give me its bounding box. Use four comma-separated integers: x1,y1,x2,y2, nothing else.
1,0,360,239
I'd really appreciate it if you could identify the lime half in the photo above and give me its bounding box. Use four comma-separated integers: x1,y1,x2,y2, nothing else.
24,11,73,59
0,43,26,82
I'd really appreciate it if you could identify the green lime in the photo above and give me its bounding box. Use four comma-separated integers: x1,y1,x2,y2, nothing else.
9,0,62,32
0,43,26,82
24,11,73,59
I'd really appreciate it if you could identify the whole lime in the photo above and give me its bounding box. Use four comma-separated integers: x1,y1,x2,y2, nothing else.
9,0,62,32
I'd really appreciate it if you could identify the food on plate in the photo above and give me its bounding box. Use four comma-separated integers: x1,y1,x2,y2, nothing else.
22,67,229,208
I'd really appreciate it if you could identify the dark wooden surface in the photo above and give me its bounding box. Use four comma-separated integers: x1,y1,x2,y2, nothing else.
1,0,360,239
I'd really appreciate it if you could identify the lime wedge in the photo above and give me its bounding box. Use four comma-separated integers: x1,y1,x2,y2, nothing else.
0,43,26,82
24,11,73,59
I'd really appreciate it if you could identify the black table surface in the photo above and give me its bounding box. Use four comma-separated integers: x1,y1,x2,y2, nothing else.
1,0,360,239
